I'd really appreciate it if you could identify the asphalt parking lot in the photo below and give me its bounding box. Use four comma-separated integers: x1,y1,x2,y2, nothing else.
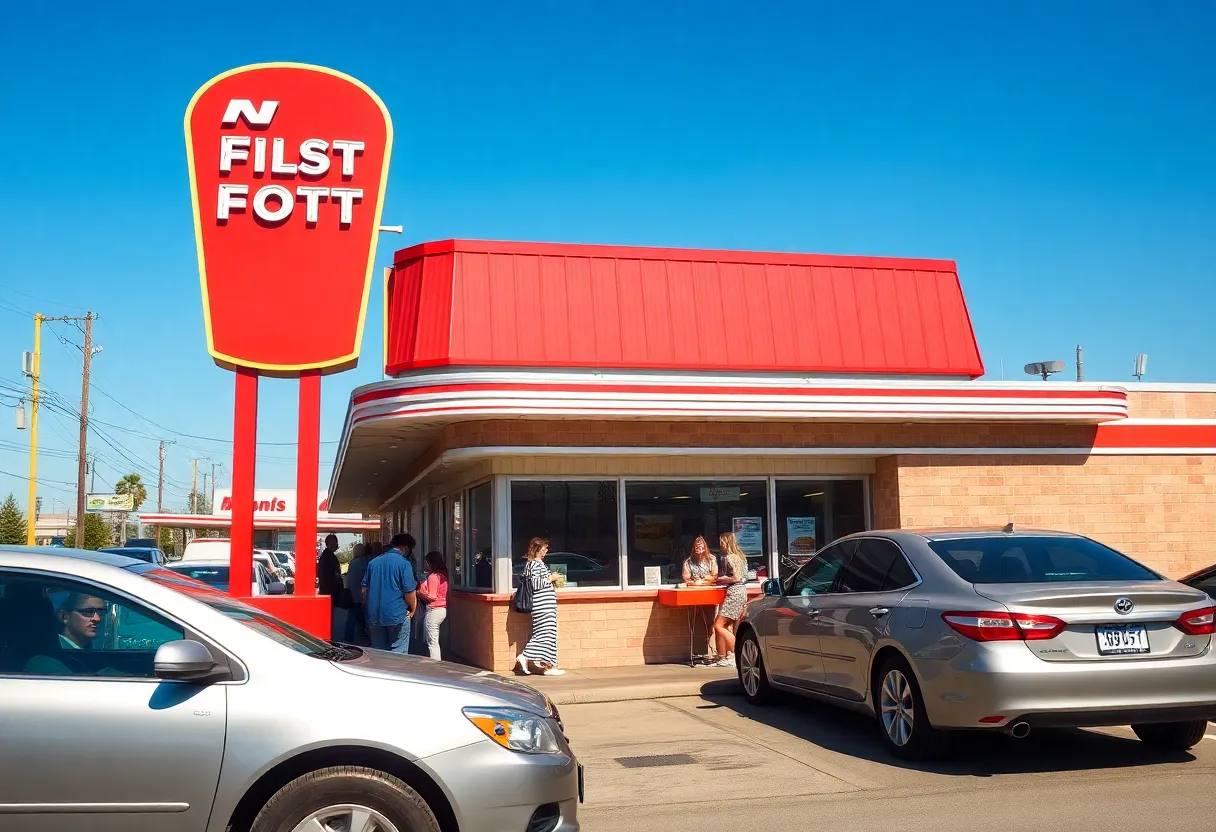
564,693,1216,832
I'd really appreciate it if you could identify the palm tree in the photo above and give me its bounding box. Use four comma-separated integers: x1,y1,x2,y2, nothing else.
115,473,148,511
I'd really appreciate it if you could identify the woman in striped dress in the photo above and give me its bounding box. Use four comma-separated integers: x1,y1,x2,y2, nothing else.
515,537,565,676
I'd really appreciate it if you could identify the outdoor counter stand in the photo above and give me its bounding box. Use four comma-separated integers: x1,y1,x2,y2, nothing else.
657,587,726,667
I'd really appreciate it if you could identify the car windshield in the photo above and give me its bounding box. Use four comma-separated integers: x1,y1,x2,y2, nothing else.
927,536,1161,583
168,564,230,591
144,569,357,659
99,547,153,563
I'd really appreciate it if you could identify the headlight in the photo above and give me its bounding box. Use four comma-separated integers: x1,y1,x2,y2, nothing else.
463,707,562,754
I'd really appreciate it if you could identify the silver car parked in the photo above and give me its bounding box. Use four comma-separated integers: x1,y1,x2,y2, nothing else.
0,548,581,831
736,528,1216,760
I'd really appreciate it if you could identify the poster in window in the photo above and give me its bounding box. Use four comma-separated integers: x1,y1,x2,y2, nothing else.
732,517,763,555
634,515,674,555
787,517,818,556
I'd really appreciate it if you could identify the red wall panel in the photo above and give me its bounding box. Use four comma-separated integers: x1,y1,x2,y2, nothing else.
386,240,985,377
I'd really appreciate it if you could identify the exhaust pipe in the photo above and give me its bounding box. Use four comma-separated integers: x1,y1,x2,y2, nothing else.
1009,721,1031,739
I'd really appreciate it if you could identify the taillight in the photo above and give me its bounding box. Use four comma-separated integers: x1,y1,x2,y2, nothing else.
1174,606,1216,636
942,611,1066,642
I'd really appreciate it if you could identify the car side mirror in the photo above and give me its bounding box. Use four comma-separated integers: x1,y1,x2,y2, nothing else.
762,578,782,597
154,639,224,682
267,581,287,596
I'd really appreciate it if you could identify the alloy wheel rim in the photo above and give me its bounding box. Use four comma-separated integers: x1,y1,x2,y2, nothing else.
880,669,914,746
740,639,761,696
292,804,400,832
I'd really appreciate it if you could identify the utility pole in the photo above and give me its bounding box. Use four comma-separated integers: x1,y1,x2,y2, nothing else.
1076,344,1084,382
73,314,95,546
88,455,96,493
210,461,217,514
202,472,210,514
157,441,166,513
191,458,199,514
23,314,42,545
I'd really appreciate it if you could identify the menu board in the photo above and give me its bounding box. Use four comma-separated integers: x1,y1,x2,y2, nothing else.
787,517,818,556
732,517,764,555
634,515,674,555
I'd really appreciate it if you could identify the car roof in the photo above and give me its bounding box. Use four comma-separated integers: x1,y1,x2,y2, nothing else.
101,546,157,554
1,545,148,570
863,527,1083,543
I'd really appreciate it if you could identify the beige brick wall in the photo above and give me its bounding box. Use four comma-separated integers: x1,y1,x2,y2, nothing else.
1127,391,1216,419
886,454,1216,578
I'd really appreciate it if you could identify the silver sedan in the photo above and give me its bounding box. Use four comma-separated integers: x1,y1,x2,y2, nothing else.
0,547,581,831
736,528,1216,759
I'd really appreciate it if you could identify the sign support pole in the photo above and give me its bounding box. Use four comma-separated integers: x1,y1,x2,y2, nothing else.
230,368,258,597
294,370,321,597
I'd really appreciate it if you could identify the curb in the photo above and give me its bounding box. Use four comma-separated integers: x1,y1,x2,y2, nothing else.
541,678,741,706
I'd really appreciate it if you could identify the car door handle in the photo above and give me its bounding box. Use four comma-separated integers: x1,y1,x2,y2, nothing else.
804,608,821,617
869,607,890,618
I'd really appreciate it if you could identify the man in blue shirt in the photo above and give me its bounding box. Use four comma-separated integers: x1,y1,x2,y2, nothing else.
362,533,418,653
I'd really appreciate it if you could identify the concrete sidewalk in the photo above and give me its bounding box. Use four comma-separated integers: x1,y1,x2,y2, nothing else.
501,663,740,705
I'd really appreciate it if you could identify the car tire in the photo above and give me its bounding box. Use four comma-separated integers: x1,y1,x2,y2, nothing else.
736,629,773,705
250,765,440,832
1131,720,1209,751
873,655,944,761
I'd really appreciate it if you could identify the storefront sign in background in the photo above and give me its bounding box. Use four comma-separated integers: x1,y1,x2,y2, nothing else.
634,515,674,554
86,493,135,513
732,517,763,554
185,63,393,375
787,517,818,555
700,486,741,503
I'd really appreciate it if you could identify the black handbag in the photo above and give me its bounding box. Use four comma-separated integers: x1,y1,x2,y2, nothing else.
513,573,534,614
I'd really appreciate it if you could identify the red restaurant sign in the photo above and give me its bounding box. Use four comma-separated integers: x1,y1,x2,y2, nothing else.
184,62,393,375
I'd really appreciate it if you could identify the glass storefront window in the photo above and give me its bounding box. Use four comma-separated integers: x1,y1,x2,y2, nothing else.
449,495,463,586
774,479,867,578
510,481,620,588
624,480,768,585
466,482,493,589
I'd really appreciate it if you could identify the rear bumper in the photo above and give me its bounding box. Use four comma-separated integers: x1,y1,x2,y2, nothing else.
1013,704,1216,729
422,739,580,832
917,641,1216,729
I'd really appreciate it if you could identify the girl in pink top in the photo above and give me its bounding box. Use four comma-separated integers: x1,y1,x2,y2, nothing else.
416,551,449,660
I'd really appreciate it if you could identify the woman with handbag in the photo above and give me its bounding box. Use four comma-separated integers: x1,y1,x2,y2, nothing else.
514,536,564,676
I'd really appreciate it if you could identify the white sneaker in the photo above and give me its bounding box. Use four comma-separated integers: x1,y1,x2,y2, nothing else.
514,654,530,675
542,667,567,676
715,655,735,668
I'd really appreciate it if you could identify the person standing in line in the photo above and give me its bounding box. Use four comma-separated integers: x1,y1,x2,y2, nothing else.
415,551,449,660
712,532,749,668
343,542,371,645
317,534,345,636
515,537,564,676
361,533,418,653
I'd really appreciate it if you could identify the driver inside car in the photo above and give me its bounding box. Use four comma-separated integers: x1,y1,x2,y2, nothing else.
24,593,124,676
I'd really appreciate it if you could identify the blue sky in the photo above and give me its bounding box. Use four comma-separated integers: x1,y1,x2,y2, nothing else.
1,1,1214,510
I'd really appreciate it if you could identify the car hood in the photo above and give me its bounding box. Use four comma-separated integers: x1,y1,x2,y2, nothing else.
333,650,552,714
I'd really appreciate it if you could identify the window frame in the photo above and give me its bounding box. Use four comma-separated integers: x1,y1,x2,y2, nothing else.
830,536,923,595
463,478,494,592
783,540,852,598
506,476,624,592
501,473,873,593
0,566,246,684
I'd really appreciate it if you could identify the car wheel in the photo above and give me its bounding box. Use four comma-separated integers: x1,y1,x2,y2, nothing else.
737,629,773,705
874,655,944,761
1131,720,1209,751
251,765,440,832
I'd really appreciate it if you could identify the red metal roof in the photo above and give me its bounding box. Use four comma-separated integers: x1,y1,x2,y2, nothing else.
386,240,984,378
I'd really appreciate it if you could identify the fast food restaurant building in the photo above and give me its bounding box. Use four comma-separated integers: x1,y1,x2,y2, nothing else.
327,239,1216,672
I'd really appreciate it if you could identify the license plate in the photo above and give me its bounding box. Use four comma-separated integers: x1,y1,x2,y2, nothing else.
1096,624,1150,655
578,763,585,803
